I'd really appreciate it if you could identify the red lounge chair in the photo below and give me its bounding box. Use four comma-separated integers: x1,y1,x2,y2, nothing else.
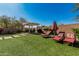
37,29,46,34
40,21,58,38
41,30,53,38
64,33,76,44
52,32,65,41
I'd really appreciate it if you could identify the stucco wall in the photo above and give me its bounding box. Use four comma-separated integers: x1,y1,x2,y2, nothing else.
58,24,79,34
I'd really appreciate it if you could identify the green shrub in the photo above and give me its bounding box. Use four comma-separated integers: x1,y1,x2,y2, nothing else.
73,28,79,34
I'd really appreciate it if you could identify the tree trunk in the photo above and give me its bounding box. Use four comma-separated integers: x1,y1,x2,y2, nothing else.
5,23,8,28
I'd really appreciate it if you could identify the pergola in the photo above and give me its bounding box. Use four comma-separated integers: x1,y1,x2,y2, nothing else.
24,22,40,33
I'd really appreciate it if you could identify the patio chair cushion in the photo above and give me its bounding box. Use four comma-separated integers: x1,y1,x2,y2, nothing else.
64,38,75,43
53,36,62,41
64,33,76,43
52,32,65,41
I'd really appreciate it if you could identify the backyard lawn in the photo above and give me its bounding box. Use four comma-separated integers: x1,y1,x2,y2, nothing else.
0,33,79,56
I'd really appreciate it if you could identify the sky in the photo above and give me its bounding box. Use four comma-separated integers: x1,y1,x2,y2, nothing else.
0,3,78,26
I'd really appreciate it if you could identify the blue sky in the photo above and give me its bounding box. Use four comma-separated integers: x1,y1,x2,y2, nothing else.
0,3,78,25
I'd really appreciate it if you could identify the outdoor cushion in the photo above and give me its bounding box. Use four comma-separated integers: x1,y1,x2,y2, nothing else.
64,38,75,43
52,32,65,41
66,33,74,38
45,31,51,35
64,33,76,43
53,36,62,41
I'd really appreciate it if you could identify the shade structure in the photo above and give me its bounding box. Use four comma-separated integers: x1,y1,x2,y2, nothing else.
51,21,58,31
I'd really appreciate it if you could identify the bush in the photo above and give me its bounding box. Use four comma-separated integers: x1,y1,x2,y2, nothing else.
0,28,4,34
0,28,23,34
1,28,15,34
15,28,22,33
73,28,79,34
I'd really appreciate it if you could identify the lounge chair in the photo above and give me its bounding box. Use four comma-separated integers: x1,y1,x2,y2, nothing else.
41,29,58,38
52,32,65,41
37,29,46,34
39,21,58,38
63,33,76,44
41,30,53,38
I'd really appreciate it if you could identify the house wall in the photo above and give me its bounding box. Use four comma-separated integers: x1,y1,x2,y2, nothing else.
58,24,79,34
24,25,38,28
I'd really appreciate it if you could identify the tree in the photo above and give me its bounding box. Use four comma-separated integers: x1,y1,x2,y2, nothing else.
19,17,27,23
72,4,79,22
0,15,40,34
0,16,4,28
10,16,16,28
72,3,79,12
0,15,11,28
14,20,21,29
19,17,27,31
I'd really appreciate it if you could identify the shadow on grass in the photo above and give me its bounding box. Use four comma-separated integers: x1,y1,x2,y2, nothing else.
55,41,79,48
72,41,79,48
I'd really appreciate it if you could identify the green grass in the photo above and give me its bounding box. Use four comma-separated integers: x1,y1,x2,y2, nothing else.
0,33,79,56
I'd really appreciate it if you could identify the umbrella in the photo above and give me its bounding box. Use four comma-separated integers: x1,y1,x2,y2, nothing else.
52,21,58,31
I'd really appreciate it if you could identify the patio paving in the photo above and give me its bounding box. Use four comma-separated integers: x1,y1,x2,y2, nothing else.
0,37,3,40
0,33,28,40
3,36,13,39
12,35,21,38
19,34,26,36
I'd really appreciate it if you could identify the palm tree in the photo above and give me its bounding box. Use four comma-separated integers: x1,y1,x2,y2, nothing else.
72,3,79,12
72,4,79,22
